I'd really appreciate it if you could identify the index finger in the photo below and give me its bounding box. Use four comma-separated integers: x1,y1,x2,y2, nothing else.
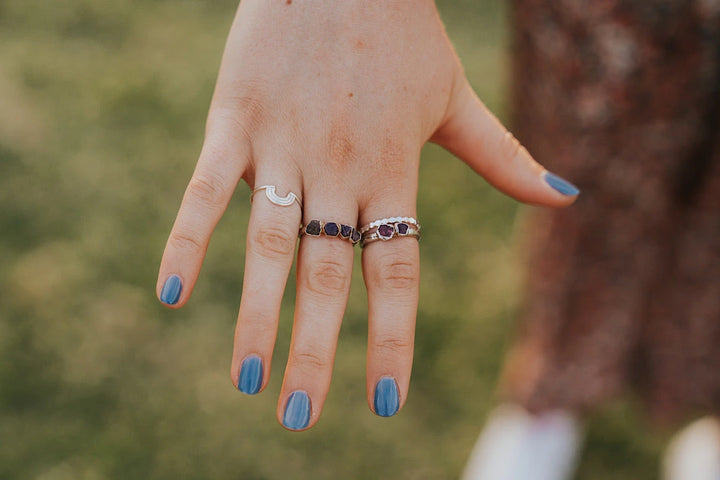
157,114,250,307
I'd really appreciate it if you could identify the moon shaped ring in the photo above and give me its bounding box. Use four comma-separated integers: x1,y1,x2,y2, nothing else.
251,185,303,209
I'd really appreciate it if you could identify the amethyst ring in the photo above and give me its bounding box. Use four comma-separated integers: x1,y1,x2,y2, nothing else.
359,216,420,234
359,217,421,248
299,220,361,245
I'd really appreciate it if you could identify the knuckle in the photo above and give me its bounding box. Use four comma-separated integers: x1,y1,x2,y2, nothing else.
324,117,359,171
239,311,276,334
305,259,350,296
373,337,413,355
371,256,419,292
364,135,413,187
249,225,297,260
169,230,205,254
186,173,229,209
225,88,265,126
207,91,265,140
498,131,526,163
379,135,408,166
328,128,357,164
292,349,330,371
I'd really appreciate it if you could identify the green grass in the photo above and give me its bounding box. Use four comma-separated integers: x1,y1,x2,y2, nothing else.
0,1,666,478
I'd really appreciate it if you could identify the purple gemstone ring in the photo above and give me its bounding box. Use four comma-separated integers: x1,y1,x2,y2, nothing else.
359,217,421,248
298,220,361,245
359,216,420,235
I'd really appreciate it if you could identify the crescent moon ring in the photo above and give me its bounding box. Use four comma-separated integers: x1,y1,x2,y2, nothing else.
251,185,303,209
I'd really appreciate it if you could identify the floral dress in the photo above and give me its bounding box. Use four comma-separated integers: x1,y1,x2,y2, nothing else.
500,0,720,424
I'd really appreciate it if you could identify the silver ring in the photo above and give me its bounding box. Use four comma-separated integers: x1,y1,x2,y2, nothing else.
251,185,302,209
359,217,421,248
359,216,420,234
360,226,420,248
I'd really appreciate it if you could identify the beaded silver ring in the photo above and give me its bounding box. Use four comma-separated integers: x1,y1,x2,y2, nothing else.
359,216,420,234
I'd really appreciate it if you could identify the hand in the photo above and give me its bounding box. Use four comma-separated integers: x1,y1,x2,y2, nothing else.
156,0,578,431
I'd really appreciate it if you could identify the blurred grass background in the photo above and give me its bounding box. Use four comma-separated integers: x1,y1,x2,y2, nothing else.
0,1,667,478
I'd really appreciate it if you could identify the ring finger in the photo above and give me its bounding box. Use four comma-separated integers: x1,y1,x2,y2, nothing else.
360,182,420,418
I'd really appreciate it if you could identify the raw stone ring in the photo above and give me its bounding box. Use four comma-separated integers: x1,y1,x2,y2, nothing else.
359,217,421,248
299,220,361,245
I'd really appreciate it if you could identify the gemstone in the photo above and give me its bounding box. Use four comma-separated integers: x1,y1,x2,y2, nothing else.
305,220,322,236
377,224,394,240
323,222,339,236
350,229,361,244
396,223,409,235
340,224,353,238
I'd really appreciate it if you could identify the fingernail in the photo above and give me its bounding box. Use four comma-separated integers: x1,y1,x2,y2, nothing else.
283,391,311,431
238,355,263,395
374,376,400,417
160,274,182,305
544,172,580,196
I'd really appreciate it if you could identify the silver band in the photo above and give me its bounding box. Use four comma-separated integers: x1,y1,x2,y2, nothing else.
359,217,421,248
359,216,420,234
251,185,302,209
360,226,420,248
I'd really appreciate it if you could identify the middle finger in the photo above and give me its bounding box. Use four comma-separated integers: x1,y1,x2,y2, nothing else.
276,190,359,431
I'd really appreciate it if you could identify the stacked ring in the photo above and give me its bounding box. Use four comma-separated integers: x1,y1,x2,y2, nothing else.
299,220,361,245
359,216,420,234
359,217,421,248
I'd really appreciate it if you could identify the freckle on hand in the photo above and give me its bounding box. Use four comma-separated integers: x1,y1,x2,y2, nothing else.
286,0,292,4
348,93,354,98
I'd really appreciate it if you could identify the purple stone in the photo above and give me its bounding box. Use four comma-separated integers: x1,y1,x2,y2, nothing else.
350,229,361,244
323,222,340,237
377,224,394,240
396,223,409,235
340,224,353,238
305,220,322,236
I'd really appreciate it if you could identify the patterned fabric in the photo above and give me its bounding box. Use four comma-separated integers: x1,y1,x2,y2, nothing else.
500,0,720,424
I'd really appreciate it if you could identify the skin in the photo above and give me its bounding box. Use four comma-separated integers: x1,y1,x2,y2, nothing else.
156,0,577,431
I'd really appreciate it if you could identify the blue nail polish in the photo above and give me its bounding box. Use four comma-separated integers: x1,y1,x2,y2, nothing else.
238,356,263,395
374,377,400,417
283,391,311,431
544,172,580,196
160,275,182,305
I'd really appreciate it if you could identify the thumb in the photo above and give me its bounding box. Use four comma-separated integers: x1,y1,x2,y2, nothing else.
432,81,579,207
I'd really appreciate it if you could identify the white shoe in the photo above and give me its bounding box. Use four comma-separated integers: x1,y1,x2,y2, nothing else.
462,404,583,480
662,416,720,480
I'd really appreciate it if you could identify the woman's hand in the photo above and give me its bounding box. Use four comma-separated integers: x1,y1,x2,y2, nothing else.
156,0,578,431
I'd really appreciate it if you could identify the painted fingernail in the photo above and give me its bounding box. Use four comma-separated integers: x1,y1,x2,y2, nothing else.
160,274,182,305
237,355,263,395
283,391,311,431
374,376,400,417
544,172,580,196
